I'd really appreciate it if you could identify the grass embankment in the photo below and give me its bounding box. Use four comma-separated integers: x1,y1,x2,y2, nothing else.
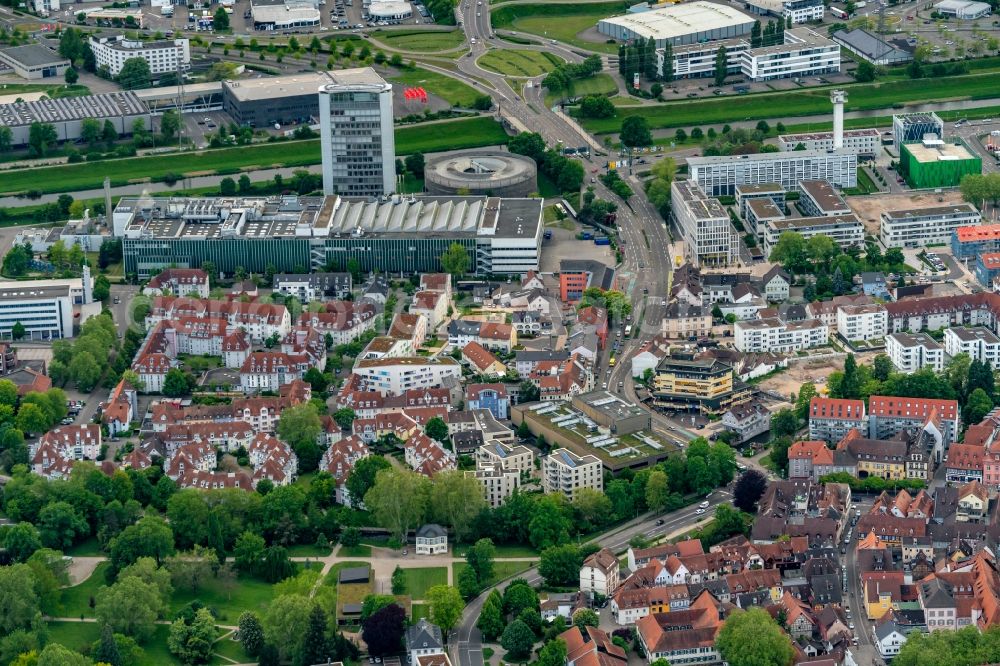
580,72,1000,133
478,49,564,77
490,2,629,54
0,117,509,195
389,67,484,107
545,73,618,105
0,83,91,98
372,28,466,52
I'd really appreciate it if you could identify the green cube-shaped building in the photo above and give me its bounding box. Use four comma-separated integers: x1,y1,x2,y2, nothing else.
899,138,981,189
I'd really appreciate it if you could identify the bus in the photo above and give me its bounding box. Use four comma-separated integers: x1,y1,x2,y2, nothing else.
624,325,633,337
609,356,616,368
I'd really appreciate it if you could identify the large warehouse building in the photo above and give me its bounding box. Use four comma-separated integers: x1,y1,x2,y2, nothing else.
114,194,542,279
0,91,151,147
899,138,981,189
598,1,754,47
0,44,70,80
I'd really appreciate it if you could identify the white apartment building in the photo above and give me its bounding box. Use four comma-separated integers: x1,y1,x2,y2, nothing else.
879,204,981,249
658,39,746,79
671,179,738,267
31,0,59,16
319,67,395,197
763,214,864,258
0,282,74,340
798,180,852,217
239,352,310,392
542,448,603,501
886,332,944,373
944,326,1000,368
90,35,190,77
739,28,840,81
837,303,888,342
580,548,620,598
352,357,462,396
688,149,857,196
734,316,829,352
779,128,881,156
466,460,521,508
745,0,825,23
477,440,534,474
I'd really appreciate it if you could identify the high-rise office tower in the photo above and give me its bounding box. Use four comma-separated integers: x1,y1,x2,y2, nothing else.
319,67,395,197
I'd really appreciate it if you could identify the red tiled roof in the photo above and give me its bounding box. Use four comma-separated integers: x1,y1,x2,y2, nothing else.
810,397,866,420
956,224,1000,242
869,396,958,421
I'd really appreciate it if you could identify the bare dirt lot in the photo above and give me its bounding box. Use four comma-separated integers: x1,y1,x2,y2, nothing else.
846,191,967,236
759,356,845,400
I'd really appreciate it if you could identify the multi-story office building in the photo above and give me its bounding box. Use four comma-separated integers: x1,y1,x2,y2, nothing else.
880,204,980,249
745,198,785,237
779,128,881,156
836,303,888,342
115,194,541,279
953,223,1000,261
762,214,864,257
659,39,746,79
734,316,829,352
892,112,944,149
797,180,851,218
736,183,786,218
319,67,395,197
223,71,331,128
944,326,1000,368
885,332,944,373
651,356,751,414
739,28,840,81
671,180,737,267
89,35,190,77
0,282,74,340
542,448,603,501
687,149,857,196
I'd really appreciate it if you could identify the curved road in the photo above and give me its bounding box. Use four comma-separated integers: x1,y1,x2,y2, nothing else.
452,490,732,666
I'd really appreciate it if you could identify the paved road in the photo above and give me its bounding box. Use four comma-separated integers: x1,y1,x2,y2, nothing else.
451,490,732,666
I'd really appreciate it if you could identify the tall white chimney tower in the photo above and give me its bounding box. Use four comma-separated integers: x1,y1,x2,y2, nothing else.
831,90,846,150
82,264,93,304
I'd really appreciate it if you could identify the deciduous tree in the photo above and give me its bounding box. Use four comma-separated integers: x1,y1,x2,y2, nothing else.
361,602,406,656
427,584,464,634
716,607,794,666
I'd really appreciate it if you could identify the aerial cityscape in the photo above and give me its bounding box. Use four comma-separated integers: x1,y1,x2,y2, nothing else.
0,0,999,663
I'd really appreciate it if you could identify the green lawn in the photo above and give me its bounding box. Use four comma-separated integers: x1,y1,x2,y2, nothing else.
389,67,484,107
47,622,184,666
373,28,466,52
453,561,533,588
401,567,448,600
212,633,251,663
411,602,430,620
65,537,105,557
287,543,332,557
61,562,110,618
546,73,618,105
168,573,276,623
0,117,509,195
453,543,539,558
478,49,564,77
491,2,629,54
579,72,1000,133
338,544,373,557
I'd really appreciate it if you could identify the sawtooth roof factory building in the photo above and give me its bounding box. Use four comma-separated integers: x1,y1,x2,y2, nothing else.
0,91,151,147
597,1,755,47
114,194,542,279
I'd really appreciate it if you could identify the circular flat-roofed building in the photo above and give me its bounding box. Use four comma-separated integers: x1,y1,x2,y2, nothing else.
425,150,537,197
368,0,412,19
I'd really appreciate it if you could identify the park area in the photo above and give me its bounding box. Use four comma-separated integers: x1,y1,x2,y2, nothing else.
491,1,629,54
477,49,564,77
